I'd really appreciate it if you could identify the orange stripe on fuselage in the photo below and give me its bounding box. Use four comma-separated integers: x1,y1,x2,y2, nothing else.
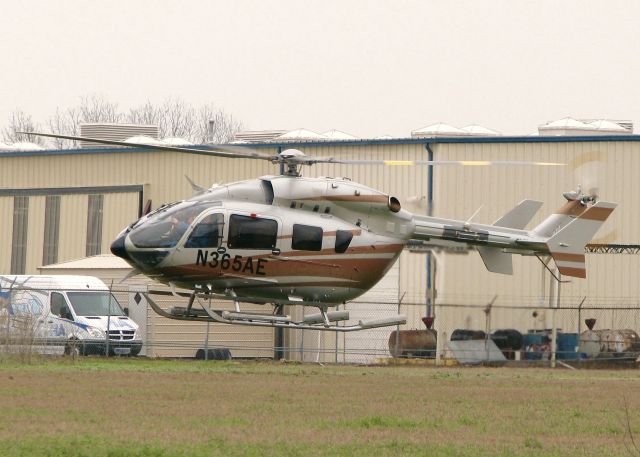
558,266,586,278
550,252,585,263
555,200,587,217
579,206,614,222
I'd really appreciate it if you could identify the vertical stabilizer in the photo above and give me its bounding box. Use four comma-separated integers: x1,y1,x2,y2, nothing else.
546,201,617,278
477,247,513,274
493,200,543,229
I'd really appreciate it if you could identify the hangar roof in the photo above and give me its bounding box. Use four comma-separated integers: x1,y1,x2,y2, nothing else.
322,129,358,140
1,133,640,158
39,254,131,270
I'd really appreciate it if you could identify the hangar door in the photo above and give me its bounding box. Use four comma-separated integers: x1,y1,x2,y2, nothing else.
0,186,142,275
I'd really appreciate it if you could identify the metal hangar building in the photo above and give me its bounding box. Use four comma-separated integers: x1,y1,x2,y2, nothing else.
1,122,639,360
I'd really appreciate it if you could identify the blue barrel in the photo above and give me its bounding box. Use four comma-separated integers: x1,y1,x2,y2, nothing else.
523,333,544,360
557,333,579,360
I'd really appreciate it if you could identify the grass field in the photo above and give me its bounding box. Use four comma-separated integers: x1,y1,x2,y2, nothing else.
0,357,638,456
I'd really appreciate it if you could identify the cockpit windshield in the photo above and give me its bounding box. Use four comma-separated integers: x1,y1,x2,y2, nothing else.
129,201,211,248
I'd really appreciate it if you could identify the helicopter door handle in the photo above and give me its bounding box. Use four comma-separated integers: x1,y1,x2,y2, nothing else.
272,248,281,256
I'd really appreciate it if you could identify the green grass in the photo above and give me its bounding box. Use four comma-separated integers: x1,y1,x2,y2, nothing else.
0,357,638,456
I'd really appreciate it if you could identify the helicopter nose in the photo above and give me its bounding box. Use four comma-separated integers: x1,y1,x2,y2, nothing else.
110,232,131,262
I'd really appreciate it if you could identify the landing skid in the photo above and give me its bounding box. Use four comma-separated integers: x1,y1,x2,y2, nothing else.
144,292,406,332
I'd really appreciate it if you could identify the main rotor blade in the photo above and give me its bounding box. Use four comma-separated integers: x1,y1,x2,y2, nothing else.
19,132,276,161
311,158,565,166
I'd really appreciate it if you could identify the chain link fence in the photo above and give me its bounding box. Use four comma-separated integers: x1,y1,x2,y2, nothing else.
1,278,639,366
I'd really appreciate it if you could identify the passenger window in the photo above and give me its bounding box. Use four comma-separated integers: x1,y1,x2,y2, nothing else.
185,213,224,248
50,292,66,316
228,214,278,250
335,230,353,253
292,224,323,251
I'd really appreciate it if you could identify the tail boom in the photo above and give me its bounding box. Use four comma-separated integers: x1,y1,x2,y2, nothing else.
408,197,616,279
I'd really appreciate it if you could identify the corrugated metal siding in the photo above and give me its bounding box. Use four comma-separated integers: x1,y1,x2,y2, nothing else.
145,295,274,358
24,196,45,274
58,194,88,263
101,192,140,253
0,150,274,273
305,143,429,204
0,197,13,273
430,140,640,336
3,140,640,345
399,251,428,327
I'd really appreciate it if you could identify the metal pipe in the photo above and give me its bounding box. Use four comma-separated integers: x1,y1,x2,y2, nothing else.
425,143,435,318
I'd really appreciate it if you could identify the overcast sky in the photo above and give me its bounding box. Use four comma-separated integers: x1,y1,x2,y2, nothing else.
1,0,639,138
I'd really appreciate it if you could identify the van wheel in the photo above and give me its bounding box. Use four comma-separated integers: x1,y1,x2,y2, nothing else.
65,340,81,357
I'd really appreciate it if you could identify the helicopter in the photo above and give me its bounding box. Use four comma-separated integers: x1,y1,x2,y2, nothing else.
25,132,616,332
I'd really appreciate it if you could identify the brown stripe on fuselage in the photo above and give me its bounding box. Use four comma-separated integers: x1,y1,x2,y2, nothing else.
579,206,614,222
555,200,587,217
230,281,353,290
276,243,404,257
558,266,586,278
278,229,362,240
157,256,397,286
266,257,394,276
551,252,585,262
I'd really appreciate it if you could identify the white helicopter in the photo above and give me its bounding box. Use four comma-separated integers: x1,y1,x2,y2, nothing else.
27,132,616,332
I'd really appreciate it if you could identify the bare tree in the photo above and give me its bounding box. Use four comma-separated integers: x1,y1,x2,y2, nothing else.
161,98,197,139
127,101,163,129
46,95,124,148
77,94,123,124
2,110,44,145
197,103,244,144
127,98,242,143
4,95,243,148
48,107,82,149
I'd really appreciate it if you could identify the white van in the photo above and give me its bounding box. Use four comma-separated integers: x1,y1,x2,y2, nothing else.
0,275,142,356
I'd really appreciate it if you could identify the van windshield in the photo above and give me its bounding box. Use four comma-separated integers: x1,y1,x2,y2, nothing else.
67,292,125,317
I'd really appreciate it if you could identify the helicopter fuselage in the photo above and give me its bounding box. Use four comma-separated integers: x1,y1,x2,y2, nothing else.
111,173,617,308
113,175,414,305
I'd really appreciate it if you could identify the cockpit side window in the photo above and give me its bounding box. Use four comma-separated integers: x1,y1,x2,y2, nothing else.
129,201,211,248
335,230,353,253
228,214,278,250
292,224,323,251
185,213,224,248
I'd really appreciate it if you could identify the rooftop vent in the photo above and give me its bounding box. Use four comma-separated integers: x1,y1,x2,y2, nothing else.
80,123,159,148
538,117,633,136
411,122,469,138
232,130,288,143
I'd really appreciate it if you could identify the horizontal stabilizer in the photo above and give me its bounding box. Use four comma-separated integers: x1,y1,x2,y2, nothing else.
547,201,617,278
493,200,543,229
477,246,513,275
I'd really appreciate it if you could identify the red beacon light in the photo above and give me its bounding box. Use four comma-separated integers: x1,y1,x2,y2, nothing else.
250,213,257,218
